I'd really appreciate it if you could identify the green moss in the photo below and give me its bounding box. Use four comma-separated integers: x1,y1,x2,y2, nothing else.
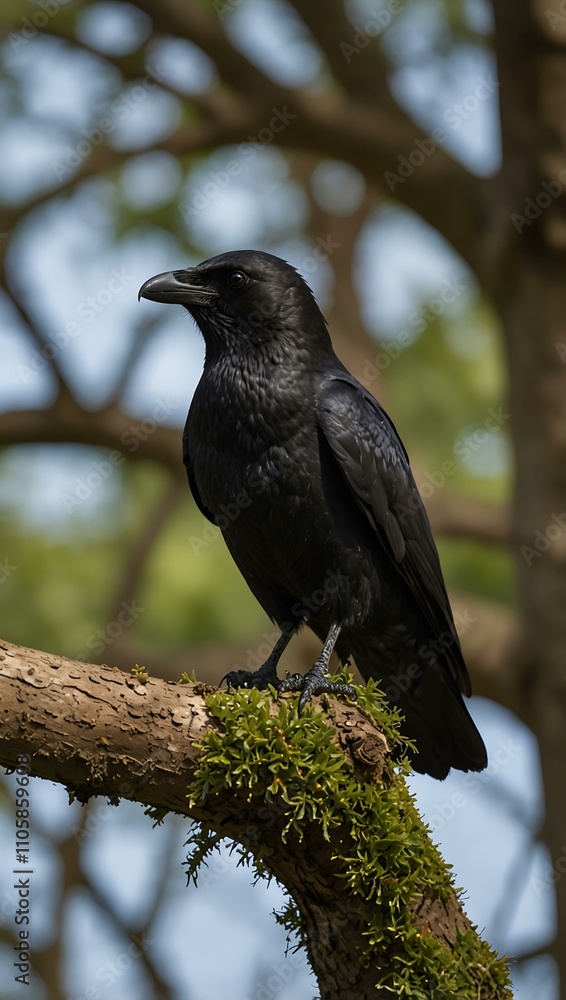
187,677,512,998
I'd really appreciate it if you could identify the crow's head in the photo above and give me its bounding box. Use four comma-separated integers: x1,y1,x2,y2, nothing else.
138,250,332,361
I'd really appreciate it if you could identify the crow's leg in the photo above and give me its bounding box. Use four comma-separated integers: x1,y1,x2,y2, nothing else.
278,623,356,712
222,627,295,691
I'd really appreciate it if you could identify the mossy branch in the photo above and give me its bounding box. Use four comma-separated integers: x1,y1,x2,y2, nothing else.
0,638,512,999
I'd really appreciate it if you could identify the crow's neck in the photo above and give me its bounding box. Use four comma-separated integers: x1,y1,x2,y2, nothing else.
203,330,333,374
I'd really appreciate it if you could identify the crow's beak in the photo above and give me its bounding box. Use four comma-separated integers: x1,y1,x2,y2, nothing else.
138,270,217,306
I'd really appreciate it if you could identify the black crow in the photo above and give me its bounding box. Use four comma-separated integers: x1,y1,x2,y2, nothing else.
139,250,487,779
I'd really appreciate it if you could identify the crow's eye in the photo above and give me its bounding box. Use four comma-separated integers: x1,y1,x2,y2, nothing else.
227,270,248,289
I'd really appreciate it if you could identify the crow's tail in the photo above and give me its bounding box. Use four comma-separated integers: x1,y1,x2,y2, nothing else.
351,644,487,780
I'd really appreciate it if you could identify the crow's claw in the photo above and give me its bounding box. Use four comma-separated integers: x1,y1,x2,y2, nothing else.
221,664,280,691
279,667,356,712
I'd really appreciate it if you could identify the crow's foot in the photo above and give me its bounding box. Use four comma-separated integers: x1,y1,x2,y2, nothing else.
222,660,280,691
278,663,356,713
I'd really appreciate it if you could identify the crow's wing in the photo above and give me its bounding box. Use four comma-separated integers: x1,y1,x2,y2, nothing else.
317,375,470,696
182,428,217,525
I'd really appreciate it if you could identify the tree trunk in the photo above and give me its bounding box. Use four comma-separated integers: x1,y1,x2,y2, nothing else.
491,2,566,989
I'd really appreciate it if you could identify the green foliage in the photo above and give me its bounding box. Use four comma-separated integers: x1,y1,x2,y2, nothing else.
0,456,266,661
437,537,513,606
131,663,149,684
144,804,170,826
185,826,225,887
137,490,267,650
385,296,512,607
179,669,198,684
188,682,512,998
184,825,273,889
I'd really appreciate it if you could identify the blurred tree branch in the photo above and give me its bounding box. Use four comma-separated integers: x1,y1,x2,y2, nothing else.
0,401,184,473
426,493,510,545
101,476,186,638
1,0,485,276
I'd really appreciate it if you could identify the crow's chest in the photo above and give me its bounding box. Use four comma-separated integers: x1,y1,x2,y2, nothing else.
185,367,320,523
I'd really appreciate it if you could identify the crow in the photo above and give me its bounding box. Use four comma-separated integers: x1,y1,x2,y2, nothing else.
139,250,487,779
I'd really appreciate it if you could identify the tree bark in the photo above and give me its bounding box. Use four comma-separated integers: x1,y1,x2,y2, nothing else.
0,638,511,999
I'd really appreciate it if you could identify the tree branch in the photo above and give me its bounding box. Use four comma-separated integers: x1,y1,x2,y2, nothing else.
134,0,281,97
0,638,511,999
0,401,184,476
102,476,186,635
290,151,385,386
0,283,74,404
0,1,487,277
426,493,511,545
286,0,393,101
